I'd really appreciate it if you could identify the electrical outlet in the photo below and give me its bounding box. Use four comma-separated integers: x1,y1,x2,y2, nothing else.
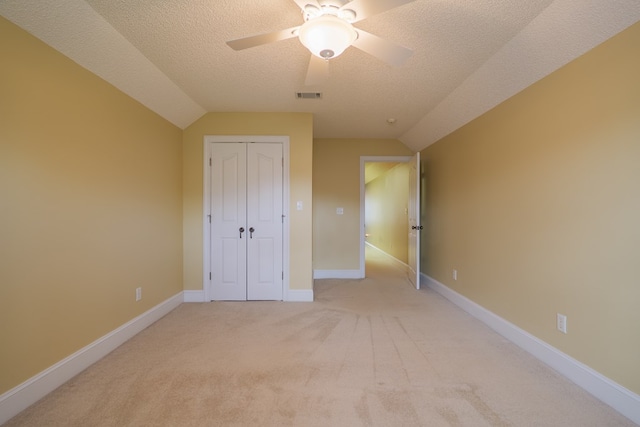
136,287,142,302
453,269,458,281
557,313,567,334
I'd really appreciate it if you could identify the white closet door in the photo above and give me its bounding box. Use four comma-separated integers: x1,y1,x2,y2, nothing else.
246,143,283,300
210,142,283,301
211,143,247,301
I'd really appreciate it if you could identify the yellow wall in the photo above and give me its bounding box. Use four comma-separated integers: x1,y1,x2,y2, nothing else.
313,139,413,270
365,163,410,262
182,113,313,291
0,17,184,394
420,22,640,394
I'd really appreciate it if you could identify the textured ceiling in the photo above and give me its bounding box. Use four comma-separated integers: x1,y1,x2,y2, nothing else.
1,0,639,151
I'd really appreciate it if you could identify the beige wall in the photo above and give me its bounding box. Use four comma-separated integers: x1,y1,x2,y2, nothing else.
313,139,413,270
182,113,313,291
420,22,640,394
365,163,410,262
0,18,184,394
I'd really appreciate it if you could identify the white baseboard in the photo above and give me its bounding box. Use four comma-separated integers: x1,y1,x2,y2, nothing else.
423,273,640,425
183,290,206,302
183,289,313,302
286,289,314,302
0,292,183,425
313,269,363,279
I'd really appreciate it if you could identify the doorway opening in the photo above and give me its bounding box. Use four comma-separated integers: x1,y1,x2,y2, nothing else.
360,156,411,275
360,152,422,289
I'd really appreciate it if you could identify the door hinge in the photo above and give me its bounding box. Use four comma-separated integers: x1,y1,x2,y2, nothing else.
282,271,284,280
209,272,212,280
208,214,211,223
209,157,212,166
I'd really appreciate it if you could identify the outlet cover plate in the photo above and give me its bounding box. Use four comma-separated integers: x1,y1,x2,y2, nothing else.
557,313,567,334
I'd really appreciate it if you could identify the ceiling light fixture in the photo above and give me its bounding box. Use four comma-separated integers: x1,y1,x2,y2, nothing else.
298,14,357,60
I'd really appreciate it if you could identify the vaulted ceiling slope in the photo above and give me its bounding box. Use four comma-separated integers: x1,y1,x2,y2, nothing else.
1,1,639,152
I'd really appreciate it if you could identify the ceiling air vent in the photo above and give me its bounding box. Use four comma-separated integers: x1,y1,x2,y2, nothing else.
296,92,322,100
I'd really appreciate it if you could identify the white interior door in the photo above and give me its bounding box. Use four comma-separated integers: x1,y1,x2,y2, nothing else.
210,142,283,301
407,152,421,289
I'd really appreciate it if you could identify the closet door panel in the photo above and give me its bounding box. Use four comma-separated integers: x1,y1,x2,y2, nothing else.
247,143,283,301
211,144,247,301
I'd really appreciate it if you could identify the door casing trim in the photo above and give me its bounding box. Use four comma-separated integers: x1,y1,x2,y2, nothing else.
203,135,290,301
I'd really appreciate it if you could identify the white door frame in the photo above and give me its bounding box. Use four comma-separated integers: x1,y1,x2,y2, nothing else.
359,155,413,277
204,135,290,302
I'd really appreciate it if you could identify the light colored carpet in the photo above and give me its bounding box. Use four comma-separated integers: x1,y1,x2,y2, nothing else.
5,247,634,426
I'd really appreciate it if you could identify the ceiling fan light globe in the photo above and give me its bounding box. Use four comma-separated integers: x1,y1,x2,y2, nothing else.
298,15,356,60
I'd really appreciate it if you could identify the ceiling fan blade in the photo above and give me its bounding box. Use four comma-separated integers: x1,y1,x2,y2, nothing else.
226,26,300,51
342,0,417,23
352,29,413,66
305,55,329,86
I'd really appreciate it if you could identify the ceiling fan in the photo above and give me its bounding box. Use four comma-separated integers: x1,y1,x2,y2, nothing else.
226,0,417,86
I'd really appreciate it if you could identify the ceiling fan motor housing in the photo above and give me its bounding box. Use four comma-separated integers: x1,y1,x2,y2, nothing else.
298,14,357,59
